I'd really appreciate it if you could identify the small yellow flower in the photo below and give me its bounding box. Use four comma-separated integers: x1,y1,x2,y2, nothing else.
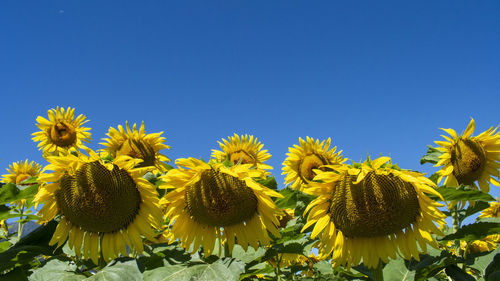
2,159,42,185
434,118,500,192
32,107,91,155
211,134,272,171
282,137,345,191
101,121,171,172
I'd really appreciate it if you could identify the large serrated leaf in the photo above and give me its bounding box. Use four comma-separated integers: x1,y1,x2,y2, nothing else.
485,253,500,281
29,259,86,281
436,187,495,202
86,259,142,281
0,183,39,205
143,259,245,281
230,244,266,263
440,222,500,242
383,258,415,281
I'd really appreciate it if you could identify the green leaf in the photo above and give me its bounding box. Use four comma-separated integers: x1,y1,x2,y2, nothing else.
469,248,500,275
459,201,491,222
413,251,456,281
420,145,443,165
445,265,475,281
143,259,245,281
29,258,86,281
383,258,415,281
230,244,266,264
0,183,39,205
139,243,192,270
87,259,142,281
485,254,500,281
255,176,278,190
440,222,500,242
436,186,495,202
0,220,60,272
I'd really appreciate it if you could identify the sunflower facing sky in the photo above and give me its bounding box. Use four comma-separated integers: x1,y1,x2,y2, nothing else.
101,121,171,172
160,158,283,256
282,137,346,191
34,149,163,264
32,107,91,155
2,159,42,185
302,157,446,269
434,118,500,192
211,134,272,171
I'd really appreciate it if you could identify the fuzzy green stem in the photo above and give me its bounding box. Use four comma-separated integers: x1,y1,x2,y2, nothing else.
372,261,384,281
451,204,461,253
17,202,25,239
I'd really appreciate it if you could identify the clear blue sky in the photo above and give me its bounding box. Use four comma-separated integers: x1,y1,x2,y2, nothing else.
1,1,499,199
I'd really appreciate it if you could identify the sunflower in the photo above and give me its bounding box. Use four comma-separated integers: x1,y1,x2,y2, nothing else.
34,149,163,264
160,158,282,256
478,198,500,218
434,118,500,192
302,157,446,269
101,121,170,172
32,107,91,154
211,134,272,171
2,159,42,185
282,137,346,191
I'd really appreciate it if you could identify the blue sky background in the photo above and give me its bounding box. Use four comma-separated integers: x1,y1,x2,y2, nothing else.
1,1,499,200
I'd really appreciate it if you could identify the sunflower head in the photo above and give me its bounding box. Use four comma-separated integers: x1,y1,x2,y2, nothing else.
160,158,283,256
35,149,163,264
2,159,42,185
478,198,500,218
101,121,171,172
32,107,91,155
302,157,446,269
211,134,272,171
282,137,346,191
434,118,500,192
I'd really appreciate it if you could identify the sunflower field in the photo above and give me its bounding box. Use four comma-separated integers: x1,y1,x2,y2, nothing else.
1,106,500,281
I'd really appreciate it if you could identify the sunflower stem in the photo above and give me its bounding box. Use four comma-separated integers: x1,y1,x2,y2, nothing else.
17,202,25,240
451,204,461,254
372,261,384,281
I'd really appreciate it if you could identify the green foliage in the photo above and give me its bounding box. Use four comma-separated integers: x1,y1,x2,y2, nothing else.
441,222,500,242
0,183,39,205
420,145,443,165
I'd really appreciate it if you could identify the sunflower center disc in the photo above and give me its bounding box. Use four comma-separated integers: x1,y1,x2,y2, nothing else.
299,154,327,181
229,150,255,165
451,139,486,185
117,139,156,167
185,169,258,227
329,172,420,238
49,122,77,147
55,161,141,233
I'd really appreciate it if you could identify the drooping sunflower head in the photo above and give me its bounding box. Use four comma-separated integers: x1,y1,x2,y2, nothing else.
282,137,346,191
434,118,500,192
211,134,272,171
302,156,446,269
101,121,171,172
478,198,500,218
2,159,42,185
32,107,91,155
34,149,163,264
160,158,283,256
